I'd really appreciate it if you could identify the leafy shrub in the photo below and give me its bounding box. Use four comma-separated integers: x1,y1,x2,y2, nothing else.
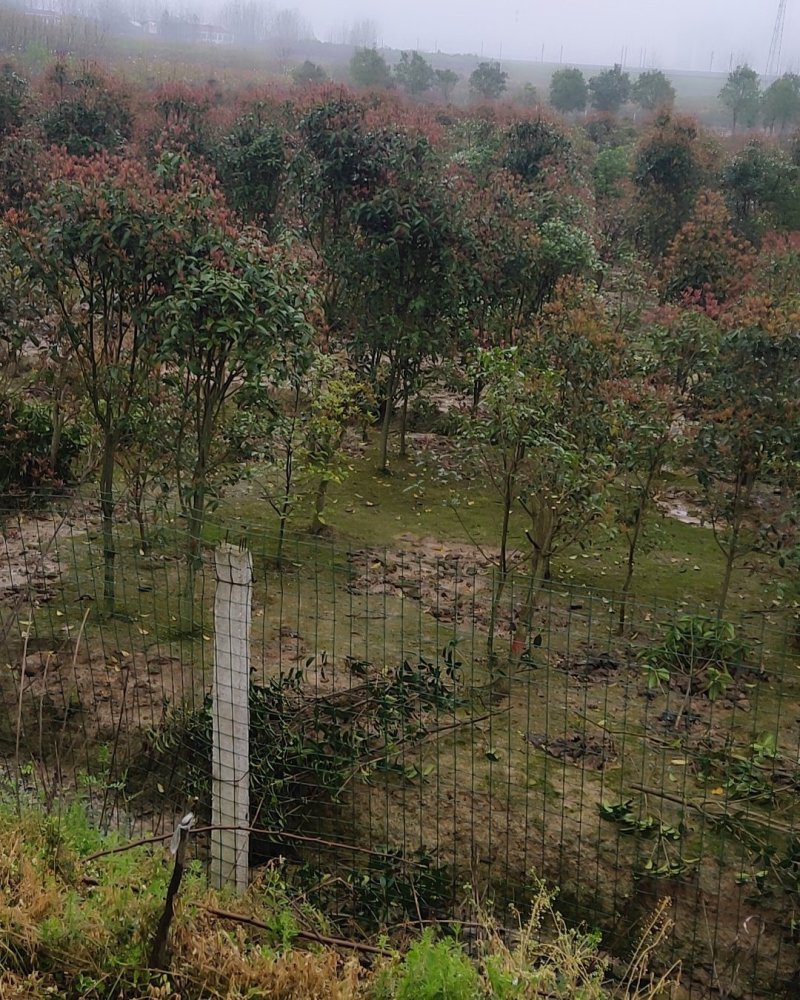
0,394,85,501
299,847,453,930
642,614,752,700
144,652,464,834
393,932,480,1000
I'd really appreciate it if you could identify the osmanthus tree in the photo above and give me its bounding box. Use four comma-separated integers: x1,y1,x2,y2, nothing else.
154,228,314,621
6,151,202,612
689,325,800,615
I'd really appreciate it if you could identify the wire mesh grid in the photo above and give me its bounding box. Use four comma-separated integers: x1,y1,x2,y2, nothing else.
0,502,798,997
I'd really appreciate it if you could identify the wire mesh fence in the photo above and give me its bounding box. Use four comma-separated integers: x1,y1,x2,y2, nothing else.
1,501,799,998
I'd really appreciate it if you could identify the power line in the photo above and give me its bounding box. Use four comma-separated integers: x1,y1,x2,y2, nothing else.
766,0,788,77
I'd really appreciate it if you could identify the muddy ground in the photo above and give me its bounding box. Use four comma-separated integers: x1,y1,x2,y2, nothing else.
1,511,799,998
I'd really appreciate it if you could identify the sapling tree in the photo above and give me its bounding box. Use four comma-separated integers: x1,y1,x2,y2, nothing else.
155,234,313,623
456,346,543,661
607,376,675,633
304,353,373,534
262,350,372,557
459,343,614,659
346,151,463,471
8,152,195,611
690,326,800,615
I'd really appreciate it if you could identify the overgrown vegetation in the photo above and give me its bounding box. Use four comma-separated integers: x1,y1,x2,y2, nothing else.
0,795,677,998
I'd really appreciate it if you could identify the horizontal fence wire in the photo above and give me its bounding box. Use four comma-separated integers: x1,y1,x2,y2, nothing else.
0,500,799,998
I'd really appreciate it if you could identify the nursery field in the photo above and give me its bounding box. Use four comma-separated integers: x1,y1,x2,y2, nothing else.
1,40,799,1000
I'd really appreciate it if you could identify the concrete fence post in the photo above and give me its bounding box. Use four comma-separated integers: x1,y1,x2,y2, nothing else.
211,543,251,892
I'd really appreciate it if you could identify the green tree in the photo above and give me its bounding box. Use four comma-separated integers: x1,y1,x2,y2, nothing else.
303,354,372,534
155,234,312,620
608,376,674,633
0,62,26,135
345,155,463,471
549,67,588,114
633,111,714,258
292,60,327,86
40,67,131,156
631,69,675,111
9,153,193,611
589,64,631,113
296,98,396,323
723,141,800,238
349,48,393,89
691,326,800,614
435,68,459,101
469,61,508,100
394,50,436,96
216,111,285,229
719,64,761,132
761,73,800,133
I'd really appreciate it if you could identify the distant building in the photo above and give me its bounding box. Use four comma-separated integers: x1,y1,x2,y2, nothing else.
25,0,61,24
195,23,233,45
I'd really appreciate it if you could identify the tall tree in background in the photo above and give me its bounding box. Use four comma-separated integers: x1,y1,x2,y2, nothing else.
631,70,675,111
761,73,800,133
589,64,631,113
469,61,508,100
436,68,459,101
394,51,435,96
719,64,761,132
349,48,393,90
549,67,588,114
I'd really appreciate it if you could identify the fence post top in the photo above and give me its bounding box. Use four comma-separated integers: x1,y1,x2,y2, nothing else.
214,543,253,584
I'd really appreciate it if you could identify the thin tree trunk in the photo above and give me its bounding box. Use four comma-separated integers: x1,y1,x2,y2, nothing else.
275,448,293,566
717,475,748,618
49,394,65,471
99,431,116,614
309,477,330,535
618,470,657,635
718,527,738,619
133,475,149,552
181,478,206,627
487,470,515,664
378,360,398,473
399,374,410,459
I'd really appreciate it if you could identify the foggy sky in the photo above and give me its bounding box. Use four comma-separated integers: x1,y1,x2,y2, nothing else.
295,0,798,74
